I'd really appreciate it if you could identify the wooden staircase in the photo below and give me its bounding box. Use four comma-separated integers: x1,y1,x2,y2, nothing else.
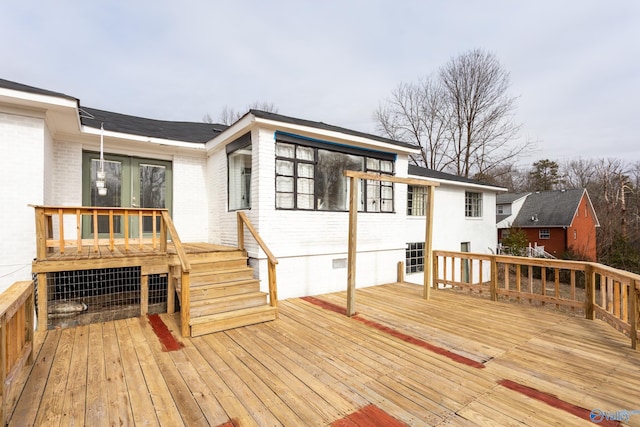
175,249,277,337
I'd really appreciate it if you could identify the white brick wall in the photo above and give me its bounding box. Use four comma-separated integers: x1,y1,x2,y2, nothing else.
208,126,413,299
172,153,208,242
0,111,46,292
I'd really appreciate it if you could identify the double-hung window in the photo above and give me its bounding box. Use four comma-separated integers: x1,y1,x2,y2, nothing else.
275,137,394,212
228,134,252,211
407,185,426,216
465,191,483,218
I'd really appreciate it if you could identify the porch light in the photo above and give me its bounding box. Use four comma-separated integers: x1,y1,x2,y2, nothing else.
96,123,107,196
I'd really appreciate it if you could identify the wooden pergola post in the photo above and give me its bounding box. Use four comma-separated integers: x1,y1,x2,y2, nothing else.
344,171,439,315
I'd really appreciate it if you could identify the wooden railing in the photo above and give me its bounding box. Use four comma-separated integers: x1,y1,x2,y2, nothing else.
432,250,640,350
0,281,34,425
160,212,192,337
32,205,170,259
237,212,278,309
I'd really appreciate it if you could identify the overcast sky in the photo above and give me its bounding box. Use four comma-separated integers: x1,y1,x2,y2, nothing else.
1,1,638,166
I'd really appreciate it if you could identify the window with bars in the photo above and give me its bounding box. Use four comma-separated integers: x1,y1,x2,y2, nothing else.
407,185,426,216
275,140,394,212
405,242,425,273
465,191,483,218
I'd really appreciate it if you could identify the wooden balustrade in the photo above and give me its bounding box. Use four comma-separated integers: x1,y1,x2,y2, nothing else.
0,281,34,425
32,205,168,259
237,212,278,310
433,250,640,350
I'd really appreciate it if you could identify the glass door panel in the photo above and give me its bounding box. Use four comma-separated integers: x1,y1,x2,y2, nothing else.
138,163,166,233
90,159,123,234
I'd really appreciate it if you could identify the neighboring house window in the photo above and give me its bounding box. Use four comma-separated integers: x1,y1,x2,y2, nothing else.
228,136,252,210
405,242,425,273
497,205,505,214
465,192,482,217
407,185,426,216
501,229,510,239
275,140,394,212
539,229,550,239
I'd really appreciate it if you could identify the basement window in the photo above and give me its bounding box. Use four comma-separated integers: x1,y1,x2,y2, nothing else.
405,242,425,273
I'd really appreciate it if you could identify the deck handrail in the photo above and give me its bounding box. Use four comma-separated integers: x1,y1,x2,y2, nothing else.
0,280,35,425
432,250,640,350
159,211,192,337
31,205,171,259
237,211,278,309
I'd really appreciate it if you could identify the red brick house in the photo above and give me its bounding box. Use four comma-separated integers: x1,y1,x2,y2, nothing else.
496,189,600,261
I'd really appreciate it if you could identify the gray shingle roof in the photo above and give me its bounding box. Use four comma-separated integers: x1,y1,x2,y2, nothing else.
496,192,530,204
408,164,505,189
512,189,585,227
0,78,78,102
80,107,227,144
249,109,418,150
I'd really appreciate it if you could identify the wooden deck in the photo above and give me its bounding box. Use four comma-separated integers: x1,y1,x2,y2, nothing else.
8,282,640,426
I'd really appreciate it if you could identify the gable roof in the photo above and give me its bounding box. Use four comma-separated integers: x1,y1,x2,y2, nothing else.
512,189,585,228
408,164,506,190
496,192,530,204
80,107,227,144
0,78,77,102
249,109,418,150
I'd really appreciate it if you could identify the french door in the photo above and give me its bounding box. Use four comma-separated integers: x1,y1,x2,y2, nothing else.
82,152,172,237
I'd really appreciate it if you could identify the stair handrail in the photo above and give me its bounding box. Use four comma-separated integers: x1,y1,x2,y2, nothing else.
160,211,192,336
237,211,278,308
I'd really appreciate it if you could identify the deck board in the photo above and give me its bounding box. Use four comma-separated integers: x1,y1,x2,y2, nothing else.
9,282,640,426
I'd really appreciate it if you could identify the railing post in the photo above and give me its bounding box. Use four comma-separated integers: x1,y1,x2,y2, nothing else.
397,261,404,283
34,207,47,260
181,271,190,337
631,280,638,350
37,273,47,332
347,176,358,316
490,255,498,301
237,213,245,251
585,264,595,320
268,261,278,310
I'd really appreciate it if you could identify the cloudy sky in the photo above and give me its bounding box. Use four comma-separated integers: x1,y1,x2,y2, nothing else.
1,1,638,165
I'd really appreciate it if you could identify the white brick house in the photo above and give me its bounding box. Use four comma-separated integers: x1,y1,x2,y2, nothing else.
0,78,504,297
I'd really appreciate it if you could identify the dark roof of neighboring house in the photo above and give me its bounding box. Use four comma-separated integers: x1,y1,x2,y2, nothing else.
0,78,78,102
512,189,585,228
496,192,530,204
80,107,227,143
407,164,504,189
496,214,510,223
249,109,418,150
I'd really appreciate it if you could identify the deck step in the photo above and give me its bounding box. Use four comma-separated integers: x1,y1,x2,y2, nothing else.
190,267,255,285
190,291,268,317
185,249,247,263
190,279,261,301
189,257,248,273
190,305,278,336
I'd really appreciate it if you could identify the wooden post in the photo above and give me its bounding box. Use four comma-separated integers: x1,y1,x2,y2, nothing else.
585,264,595,320
124,210,130,251
152,211,157,250
25,286,34,364
397,261,404,283
432,254,438,291
58,208,65,254
159,212,167,254
268,261,278,311
346,176,358,317
93,209,99,252
140,274,149,316
181,271,190,337
108,209,114,251
167,269,175,314
138,210,143,249
76,209,82,252
423,185,435,299
630,280,638,350
237,213,245,251
490,256,498,301
36,273,47,332
34,207,47,260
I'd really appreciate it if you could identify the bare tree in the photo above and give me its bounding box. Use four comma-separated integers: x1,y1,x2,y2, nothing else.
203,101,279,125
375,79,451,169
376,49,531,178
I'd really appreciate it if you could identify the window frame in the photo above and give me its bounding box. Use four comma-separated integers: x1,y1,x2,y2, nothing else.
274,135,395,212
405,242,425,274
227,133,252,211
465,191,483,218
407,185,427,216
539,228,551,239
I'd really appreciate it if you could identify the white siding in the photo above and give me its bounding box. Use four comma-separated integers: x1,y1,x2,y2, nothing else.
172,154,208,242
